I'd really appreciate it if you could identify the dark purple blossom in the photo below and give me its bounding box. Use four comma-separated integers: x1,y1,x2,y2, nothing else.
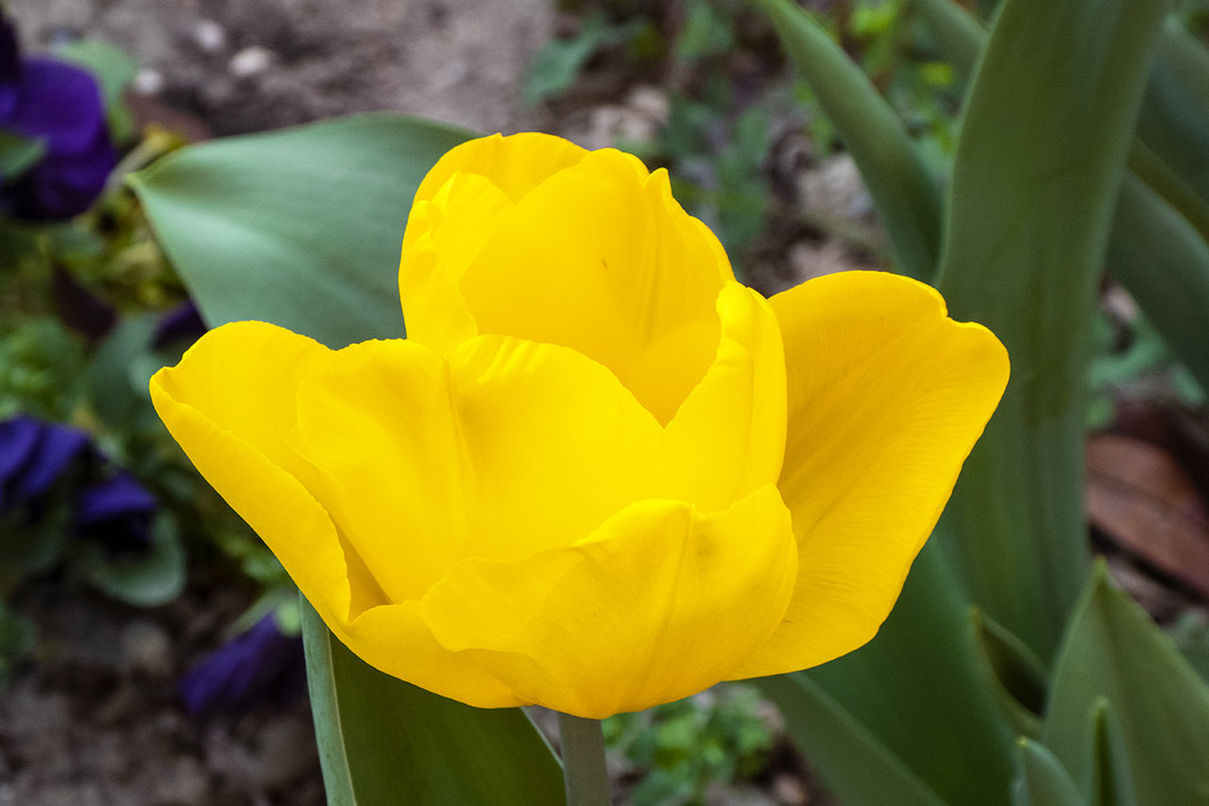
0,414,88,510
75,470,156,552
179,613,307,718
0,13,117,221
0,414,156,553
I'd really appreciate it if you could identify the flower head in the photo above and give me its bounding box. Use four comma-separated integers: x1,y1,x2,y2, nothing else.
0,13,117,221
150,133,1008,718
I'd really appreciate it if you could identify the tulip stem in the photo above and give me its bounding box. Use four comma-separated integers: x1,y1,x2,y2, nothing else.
557,712,610,806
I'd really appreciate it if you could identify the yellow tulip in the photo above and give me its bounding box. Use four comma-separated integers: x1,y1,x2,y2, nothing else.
150,132,1008,719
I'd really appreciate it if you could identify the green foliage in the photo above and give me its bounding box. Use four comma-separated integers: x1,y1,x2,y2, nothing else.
522,12,646,106
603,684,773,805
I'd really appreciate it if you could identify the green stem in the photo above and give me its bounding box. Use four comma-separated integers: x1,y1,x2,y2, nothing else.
557,712,610,806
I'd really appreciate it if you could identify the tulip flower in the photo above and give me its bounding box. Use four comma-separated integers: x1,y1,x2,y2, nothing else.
150,133,1008,720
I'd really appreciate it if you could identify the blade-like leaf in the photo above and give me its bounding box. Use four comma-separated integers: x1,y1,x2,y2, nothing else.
1136,18,1209,204
759,674,945,806
1087,702,1137,806
1044,565,1209,805
755,0,943,280
129,113,473,348
302,601,565,806
1012,739,1083,806
134,113,566,803
766,545,1015,806
970,608,1048,739
1108,174,1209,393
934,0,1166,659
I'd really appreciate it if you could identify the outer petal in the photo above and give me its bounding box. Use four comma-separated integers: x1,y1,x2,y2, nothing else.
150,323,521,705
730,271,1009,678
287,335,663,603
419,485,798,718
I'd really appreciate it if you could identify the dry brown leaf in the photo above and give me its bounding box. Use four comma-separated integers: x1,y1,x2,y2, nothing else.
1086,434,1209,600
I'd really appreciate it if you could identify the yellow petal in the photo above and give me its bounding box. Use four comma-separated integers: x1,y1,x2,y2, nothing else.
409,131,589,209
151,323,519,704
655,282,787,511
148,322,370,621
731,271,1009,678
419,485,798,718
398,172,510,349
415,140,732,422
287,335,664,603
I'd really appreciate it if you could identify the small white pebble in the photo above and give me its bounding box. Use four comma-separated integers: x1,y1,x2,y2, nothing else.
229,46,273,78
193,19,228,53
133,68,164,95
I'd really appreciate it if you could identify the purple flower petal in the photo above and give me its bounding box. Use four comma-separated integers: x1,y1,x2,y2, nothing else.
75,471,156,552
0,415,41,508
12,420,89,501
180,614,306,718
6,58,107,154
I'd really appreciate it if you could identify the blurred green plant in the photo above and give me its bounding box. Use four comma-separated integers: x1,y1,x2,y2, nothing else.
604,684,775,805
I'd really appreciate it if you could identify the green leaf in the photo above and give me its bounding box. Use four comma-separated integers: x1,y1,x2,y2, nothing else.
755,0,943,280
1086,702,1137,806
135,113,565,803
909,0,986,77
764,545,1015,806
85,314,159,430
301,600,565,806
1012,739,1083,806
0,130,47,180
1044,565,1209,805
1107,174,1209,393
971,608,1048,738
129,113,473,348
85,512,186,607
934,0,1167,659
1135,18,1209,204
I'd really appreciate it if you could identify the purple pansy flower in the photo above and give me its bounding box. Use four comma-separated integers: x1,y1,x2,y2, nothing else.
179,612,307,718
0,414,156,553
0,13,117,221
0,414,88,511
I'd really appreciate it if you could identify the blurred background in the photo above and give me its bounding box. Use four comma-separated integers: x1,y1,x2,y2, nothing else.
3,1,1209,804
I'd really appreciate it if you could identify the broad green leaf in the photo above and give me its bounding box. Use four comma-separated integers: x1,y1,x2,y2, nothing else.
1044,565,1209,805
1012,740,1083,806
1136,18,1209,203
971,608,1048,738
1107,174,1209,393
129,113,473,348
766,545,1015,806
135,113,566,803
301,601,565,806
934,0,1166,659
755,0,943,280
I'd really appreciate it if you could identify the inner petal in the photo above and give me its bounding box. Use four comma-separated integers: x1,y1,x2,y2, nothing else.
458,149,733,424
